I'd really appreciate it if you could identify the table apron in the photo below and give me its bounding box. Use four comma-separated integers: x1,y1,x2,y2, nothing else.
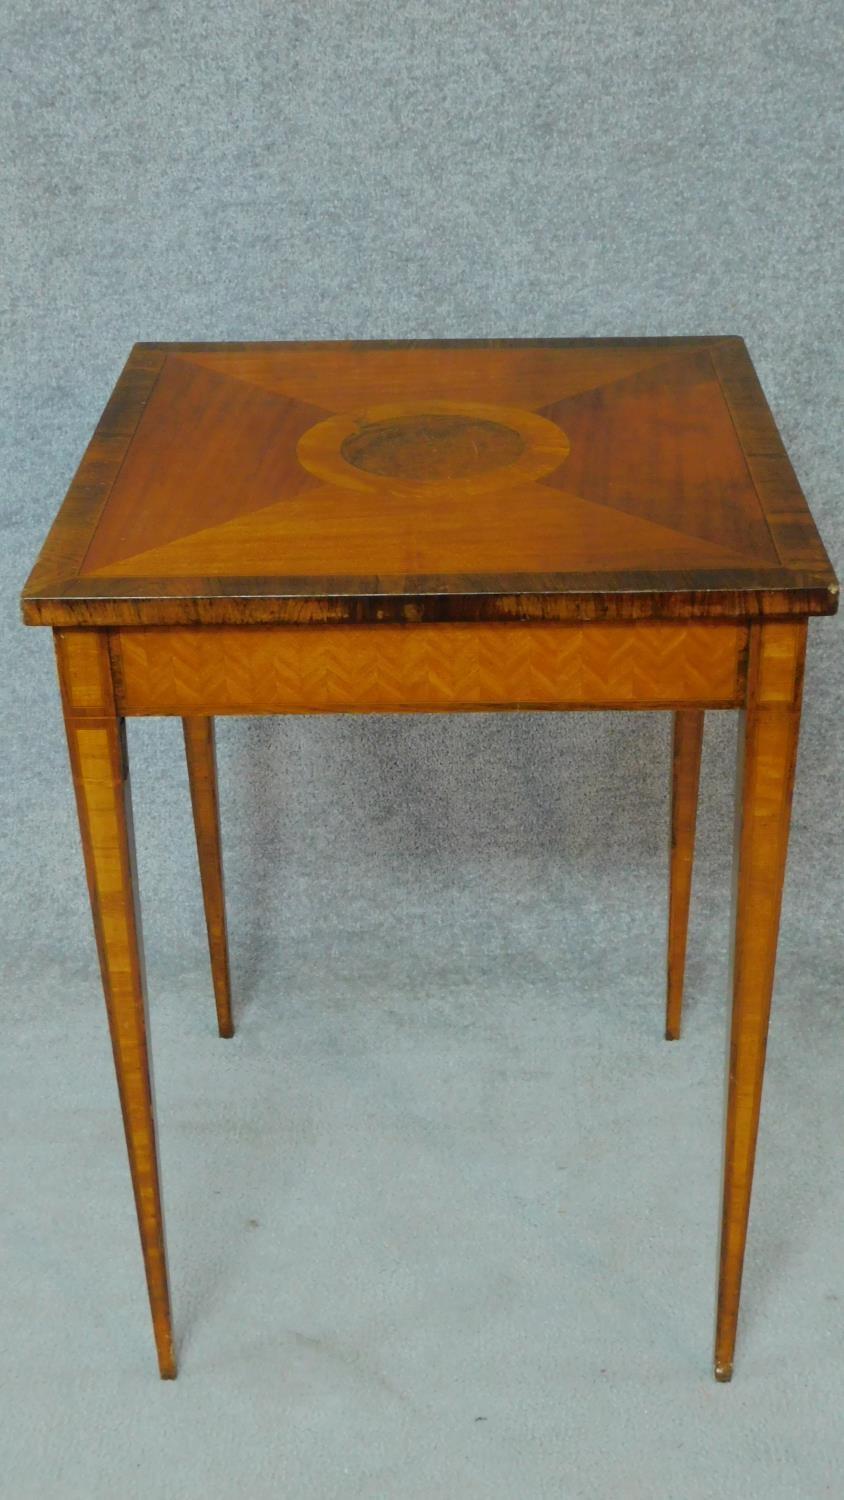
99,622,750,716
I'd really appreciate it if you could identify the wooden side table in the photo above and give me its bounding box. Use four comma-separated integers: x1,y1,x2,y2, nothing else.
22,338,837,1380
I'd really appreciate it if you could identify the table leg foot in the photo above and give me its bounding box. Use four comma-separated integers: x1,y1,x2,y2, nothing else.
157,1332,178,1380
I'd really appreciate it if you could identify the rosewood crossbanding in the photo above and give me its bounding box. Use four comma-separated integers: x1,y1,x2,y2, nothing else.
21,337,837,1382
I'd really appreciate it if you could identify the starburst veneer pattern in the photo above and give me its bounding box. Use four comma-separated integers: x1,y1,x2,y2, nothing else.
22,338,837,625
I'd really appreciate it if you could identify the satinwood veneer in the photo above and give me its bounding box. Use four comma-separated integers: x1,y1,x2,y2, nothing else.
22,337,837,1381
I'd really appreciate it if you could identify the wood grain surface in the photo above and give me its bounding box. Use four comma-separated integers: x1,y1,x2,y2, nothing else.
715,621,806,1381
21,338,837,627
110,621,748,716
56,629,176,1379
665,709,705,1040
183,717,234,1038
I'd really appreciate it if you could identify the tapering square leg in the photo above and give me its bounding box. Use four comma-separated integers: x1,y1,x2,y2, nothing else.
183,717,234,1038
714,623,806,1381
666,709,704,1039
56,631,175,1379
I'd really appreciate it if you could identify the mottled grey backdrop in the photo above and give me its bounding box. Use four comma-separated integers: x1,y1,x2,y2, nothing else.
2,3,842,1496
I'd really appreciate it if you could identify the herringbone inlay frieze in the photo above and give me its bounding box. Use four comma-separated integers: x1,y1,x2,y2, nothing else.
112,622,747,715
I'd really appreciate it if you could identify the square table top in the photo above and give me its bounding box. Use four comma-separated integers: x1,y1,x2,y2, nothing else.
22,337,837,628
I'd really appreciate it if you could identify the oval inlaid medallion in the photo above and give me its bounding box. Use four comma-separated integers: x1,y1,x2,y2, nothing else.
340,414,525,482
298,399,570,494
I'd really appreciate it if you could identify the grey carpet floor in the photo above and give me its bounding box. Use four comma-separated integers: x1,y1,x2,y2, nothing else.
2,1,842,1495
